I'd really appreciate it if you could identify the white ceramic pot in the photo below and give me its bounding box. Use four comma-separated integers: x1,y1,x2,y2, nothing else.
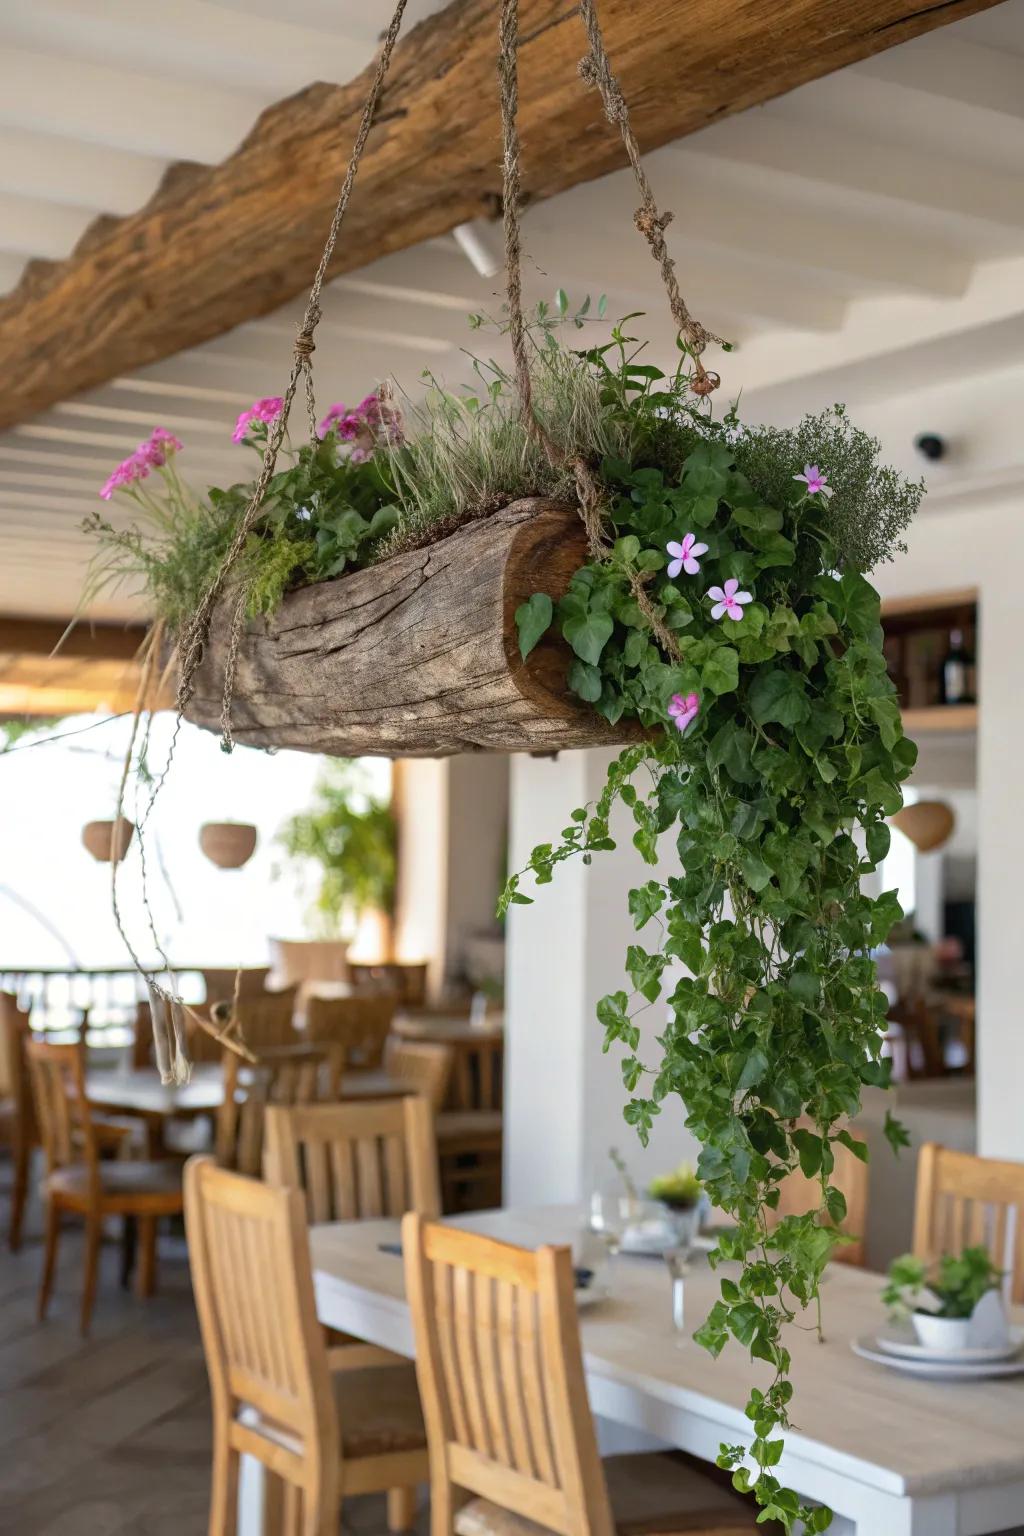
911,1312,971,1352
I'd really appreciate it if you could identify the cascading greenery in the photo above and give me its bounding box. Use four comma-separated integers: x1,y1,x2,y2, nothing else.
503,405,920,1530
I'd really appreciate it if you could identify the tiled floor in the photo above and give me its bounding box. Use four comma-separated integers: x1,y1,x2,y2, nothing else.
0,1170,426,1534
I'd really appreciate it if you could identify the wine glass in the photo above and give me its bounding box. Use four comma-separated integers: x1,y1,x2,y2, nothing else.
588,1187,638,1258
663,1204,700,1340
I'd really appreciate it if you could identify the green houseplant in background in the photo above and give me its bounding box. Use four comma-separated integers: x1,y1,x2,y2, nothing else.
276,760,396,940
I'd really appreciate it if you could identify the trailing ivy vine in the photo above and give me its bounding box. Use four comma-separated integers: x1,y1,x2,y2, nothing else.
503,411,919,1531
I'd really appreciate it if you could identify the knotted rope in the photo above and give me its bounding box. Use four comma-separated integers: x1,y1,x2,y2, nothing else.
175,0,410,748
497,0,722,664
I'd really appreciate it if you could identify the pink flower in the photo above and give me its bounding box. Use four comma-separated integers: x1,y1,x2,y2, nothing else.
708,578,753,622
666,532,708,578
793,463,833,499
135,427,184,469
318,390,405,451
232,396,284,444
99,451,150,500
668,692,700,733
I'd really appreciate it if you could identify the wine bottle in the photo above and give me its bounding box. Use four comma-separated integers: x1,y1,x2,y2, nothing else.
940,627,973,705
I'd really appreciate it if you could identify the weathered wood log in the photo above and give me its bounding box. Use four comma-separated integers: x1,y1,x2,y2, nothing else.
0,0,1001,431
183,499,638,757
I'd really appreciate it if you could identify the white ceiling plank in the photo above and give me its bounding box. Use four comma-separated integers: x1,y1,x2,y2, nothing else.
0,252,27,295
679,115,1024,236
854,34,1024,126
0,191,98,260
52,401,234,437
0,126,166,215
0,45,264,161
0,0,371,96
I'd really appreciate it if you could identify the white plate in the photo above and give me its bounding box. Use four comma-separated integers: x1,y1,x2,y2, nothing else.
575,1285,610,1310
851,1336,1024,1380
874,1323,1023,1365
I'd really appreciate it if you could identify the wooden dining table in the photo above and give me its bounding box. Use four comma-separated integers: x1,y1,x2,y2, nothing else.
85,1063,412,1154
271,1203,1024,1536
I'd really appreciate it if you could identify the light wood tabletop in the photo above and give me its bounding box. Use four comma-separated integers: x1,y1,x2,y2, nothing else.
391,1012,504,1043
306,1203,1024,1536
85,1063,411,1118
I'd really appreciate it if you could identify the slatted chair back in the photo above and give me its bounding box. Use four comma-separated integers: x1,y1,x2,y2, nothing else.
190,987,300,1064
26,1037,99,1181
216,1042,342,1177
184,1157,339,1509
201,967,272,1008
348,962,428,1009
1,991,35,1134
384,1038,453,1112
447,1035,503,1113
914,1142,1024,1303
306,991,396,1068
767,1121,870,1267
403,1215,614,1536
265,1097,440,1223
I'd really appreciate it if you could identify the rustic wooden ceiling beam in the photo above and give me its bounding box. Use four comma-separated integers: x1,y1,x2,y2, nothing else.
0,0,1000,432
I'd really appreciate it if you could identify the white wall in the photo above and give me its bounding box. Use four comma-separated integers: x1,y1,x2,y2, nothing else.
870,487,1023,1159
506,749,701,1209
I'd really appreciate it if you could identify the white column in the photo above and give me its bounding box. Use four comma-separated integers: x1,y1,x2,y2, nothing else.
505,748,701,1208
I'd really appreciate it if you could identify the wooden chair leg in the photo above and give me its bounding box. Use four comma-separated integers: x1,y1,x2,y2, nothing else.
9,1140,30,1251
208,1429,239,1536
282,1478,302,1536
80,1211,103,1336
137,1215,158,1298
38,1199,61,1321
387,1485,418,1532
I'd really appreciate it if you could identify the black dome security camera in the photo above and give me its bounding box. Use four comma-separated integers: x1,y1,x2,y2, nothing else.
914,433,946,462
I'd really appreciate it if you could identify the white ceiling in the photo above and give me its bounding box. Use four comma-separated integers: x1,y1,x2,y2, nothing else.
1,0,1023,620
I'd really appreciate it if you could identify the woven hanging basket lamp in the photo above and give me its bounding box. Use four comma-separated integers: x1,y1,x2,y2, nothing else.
890,800,955,853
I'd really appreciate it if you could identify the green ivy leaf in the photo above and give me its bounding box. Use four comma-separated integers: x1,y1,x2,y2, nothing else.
515,592,553,660
702,645,740,697
564,609,614,666
748,669,811,728
568,659,603,702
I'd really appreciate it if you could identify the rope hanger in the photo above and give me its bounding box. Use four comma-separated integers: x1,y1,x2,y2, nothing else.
115,0,721,1081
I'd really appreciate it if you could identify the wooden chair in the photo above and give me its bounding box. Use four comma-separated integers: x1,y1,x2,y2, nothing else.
201,966,271,1008
384,1039,454,1112
768,1122,869,1267
264,1097,441,1226
306,992,397,1069
185,1157,428,1535
216,1041,343,1177
349,962,428,1009
27,1038,183,1333
914,1142,1024,1302
437,1037,503,1213
403,1215,757,1536
266,1095,441,1378
189,986,299,1064
1,991,37,1250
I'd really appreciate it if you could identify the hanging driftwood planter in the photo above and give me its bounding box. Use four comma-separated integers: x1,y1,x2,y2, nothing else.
199,821,258,868
182,499,640,757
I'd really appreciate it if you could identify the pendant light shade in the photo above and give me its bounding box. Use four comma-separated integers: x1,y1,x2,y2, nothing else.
82,817,135,863
199,821,258,869
890,800,955,853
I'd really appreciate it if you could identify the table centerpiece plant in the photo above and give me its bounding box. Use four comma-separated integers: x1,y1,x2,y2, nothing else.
883,1247,1006,1352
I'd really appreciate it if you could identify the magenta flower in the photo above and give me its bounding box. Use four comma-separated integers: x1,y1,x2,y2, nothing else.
666,532,708,578
668,691,700,733
318,390,405,451
135,426,184,468
793,463,834,499
708,578,753,622
99,451,150,500
232,396,284,444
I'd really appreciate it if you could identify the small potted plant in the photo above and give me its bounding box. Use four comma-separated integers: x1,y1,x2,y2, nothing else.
882,1247,1007,1352
649,1163,704,1248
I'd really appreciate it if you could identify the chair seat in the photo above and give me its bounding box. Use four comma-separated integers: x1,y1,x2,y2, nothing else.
454,1452,758,1536
47,1158,184,1211
436,1109,503,1145
334,1364,426,1459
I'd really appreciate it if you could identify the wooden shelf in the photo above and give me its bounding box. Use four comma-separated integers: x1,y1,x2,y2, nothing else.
901,705,978,735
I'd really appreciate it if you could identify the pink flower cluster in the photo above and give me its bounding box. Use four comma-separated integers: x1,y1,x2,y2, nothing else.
99,427,183,500
232,396,284,445
318,392,404,463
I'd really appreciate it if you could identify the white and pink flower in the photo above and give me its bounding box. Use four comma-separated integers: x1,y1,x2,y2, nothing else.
668,691,700,733
708,578,753,622
793,463,833,499
666,532,708,578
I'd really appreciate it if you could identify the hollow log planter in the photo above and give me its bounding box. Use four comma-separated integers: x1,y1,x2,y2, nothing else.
183,499,639,757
